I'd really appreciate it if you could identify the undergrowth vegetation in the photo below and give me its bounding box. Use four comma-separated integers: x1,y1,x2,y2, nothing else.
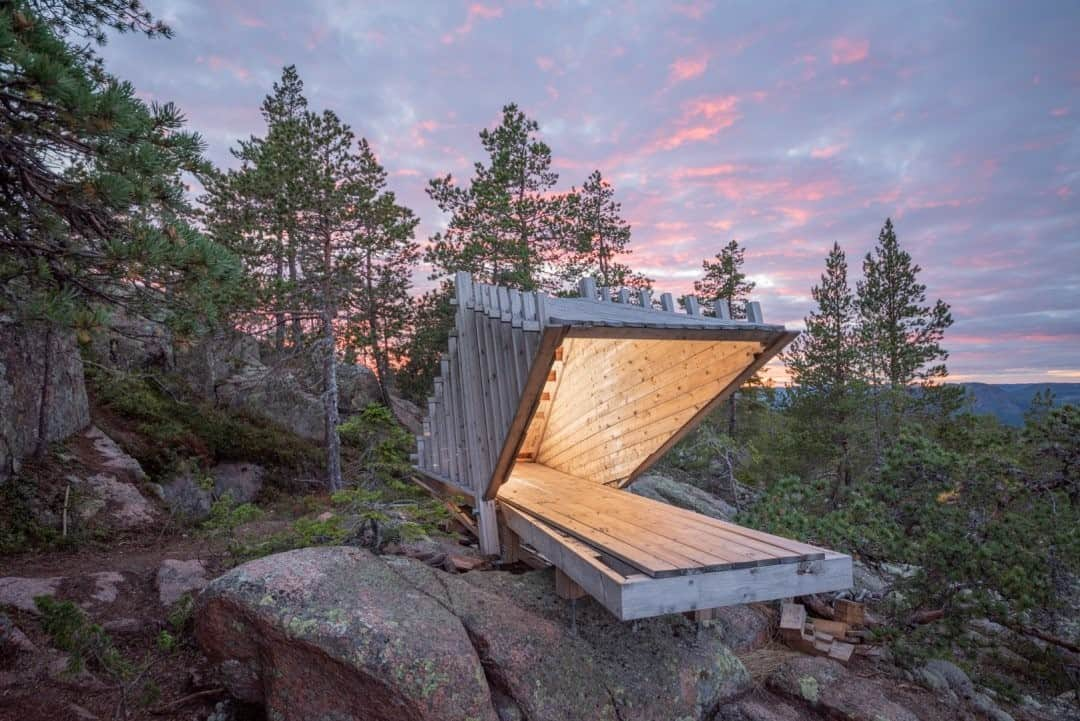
667,388,1080,696
86,365,323,481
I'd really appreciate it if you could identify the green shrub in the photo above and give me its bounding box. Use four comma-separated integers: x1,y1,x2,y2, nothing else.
35,596,129,678
339,403,413,485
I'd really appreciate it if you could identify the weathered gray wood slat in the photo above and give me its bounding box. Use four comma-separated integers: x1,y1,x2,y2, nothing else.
453,272,499,553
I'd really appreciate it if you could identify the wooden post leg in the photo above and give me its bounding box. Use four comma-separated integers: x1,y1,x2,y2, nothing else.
684,608,717,622
499,524,522,564
476,499,501,556
555,568,586,600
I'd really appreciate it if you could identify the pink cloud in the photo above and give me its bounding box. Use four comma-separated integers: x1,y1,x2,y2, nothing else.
830,37,869,65
443,3,503,44
536,56,555,72
810,143,846,159
645,95,740,152
197,55,251,81
669,54,708,83
707,219,734,231
672,163,740,179
1050,107,1069,117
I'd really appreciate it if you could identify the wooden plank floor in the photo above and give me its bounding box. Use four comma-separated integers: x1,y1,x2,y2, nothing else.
498,463,825,579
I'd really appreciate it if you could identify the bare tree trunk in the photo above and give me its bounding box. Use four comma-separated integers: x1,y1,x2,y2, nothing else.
274,254,286,352
288,247,303,348
727,395,737,437
322,309,343,491
34,324,53,460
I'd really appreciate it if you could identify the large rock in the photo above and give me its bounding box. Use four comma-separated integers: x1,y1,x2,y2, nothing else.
0,318,90,481
196,547,752,721
455,567,752,721
196,546,500,721
629,473,737,520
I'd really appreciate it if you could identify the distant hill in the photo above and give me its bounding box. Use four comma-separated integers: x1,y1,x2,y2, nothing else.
956,383,1080,426
765,383,1079,426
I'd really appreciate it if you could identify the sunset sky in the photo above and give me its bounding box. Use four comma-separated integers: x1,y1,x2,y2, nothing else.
100,1,1079,383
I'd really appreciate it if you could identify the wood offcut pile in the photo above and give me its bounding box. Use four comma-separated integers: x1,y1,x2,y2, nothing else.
779,598,872,664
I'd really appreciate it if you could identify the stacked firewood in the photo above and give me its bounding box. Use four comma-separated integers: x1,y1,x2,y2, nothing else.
779,599,870,664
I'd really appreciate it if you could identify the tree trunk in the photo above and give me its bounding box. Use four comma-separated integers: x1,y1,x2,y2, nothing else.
274,254,286,352
34,324,54,460
364,253,393,405
727,394,737,437
322,309,343,491
288,247,302,348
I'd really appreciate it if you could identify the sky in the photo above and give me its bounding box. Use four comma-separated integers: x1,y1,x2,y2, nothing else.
98,0,1080,383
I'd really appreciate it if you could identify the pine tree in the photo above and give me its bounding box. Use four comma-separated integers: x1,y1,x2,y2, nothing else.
694,240,756,319
694,240,756,433
856,218,953,449
785,242,863,500
343,141,421,402
425,103,569,291
857,218,953,388
563,170,650,289
202,66,310,349
0,0,241,334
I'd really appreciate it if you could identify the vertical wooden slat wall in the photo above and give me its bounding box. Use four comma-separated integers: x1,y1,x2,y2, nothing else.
412,271,547,555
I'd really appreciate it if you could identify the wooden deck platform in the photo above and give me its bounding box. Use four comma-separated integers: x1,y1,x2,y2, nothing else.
498,463,852,619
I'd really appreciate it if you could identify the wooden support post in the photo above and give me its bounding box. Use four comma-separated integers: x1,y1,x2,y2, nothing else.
684,295,701,316
555,568,586,600
579,277,597,300
637,288,652,308
684,608,717,622
716,300,732,320
499,523,522,564
745,301,763,323
660,292,675,312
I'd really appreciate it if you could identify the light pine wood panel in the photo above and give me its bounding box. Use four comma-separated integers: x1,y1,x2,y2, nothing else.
537,339,753,454
530,337,761,485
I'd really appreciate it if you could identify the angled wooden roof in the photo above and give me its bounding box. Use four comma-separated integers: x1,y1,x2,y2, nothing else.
414,272,796,510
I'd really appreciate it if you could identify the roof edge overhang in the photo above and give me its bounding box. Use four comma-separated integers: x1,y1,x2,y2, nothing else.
481,325,798,501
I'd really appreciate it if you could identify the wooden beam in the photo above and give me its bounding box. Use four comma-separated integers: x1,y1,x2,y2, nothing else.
563,326,781,343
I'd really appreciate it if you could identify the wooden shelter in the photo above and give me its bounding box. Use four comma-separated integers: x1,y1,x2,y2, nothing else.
414,271,852,620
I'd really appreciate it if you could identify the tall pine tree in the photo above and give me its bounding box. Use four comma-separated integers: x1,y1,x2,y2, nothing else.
425,103,569,291
857,218,953,388
343,141,420,402
856,218,954,449
563,170,649,289
785,242,864,501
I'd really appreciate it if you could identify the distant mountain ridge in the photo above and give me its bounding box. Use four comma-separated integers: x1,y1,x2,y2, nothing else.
765,383,1079,426
956,382,1080,426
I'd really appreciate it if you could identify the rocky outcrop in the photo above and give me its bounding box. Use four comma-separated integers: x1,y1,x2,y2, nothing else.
0,571,132,615
67,426,157,531
175,332,386,441
1,318,90,481
196,546,753,721
156,462,265,520
630,473,737,520
87,308,173,372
